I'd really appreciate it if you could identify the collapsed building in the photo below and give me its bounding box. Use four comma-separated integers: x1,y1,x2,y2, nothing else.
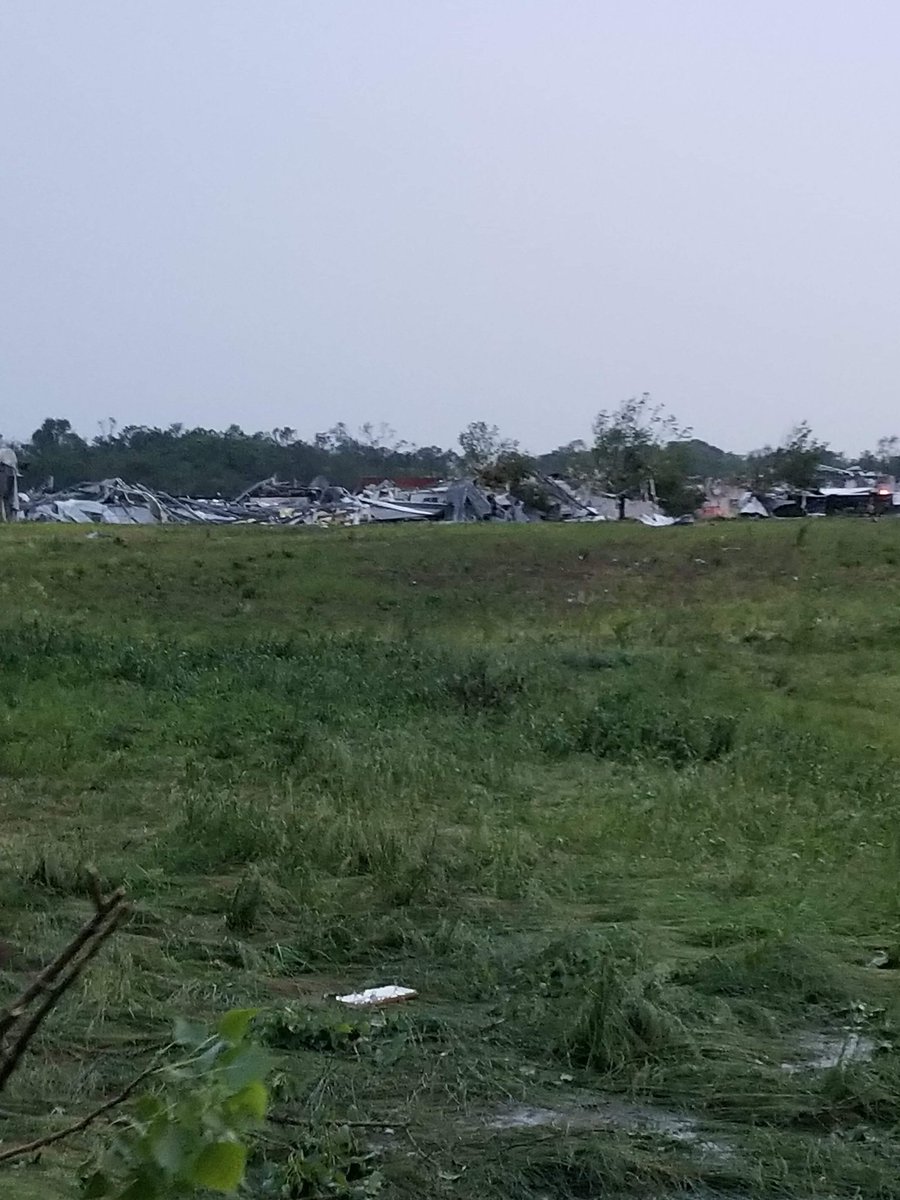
17,465,899,529
0,447,20,522
740,487,900,518
698,467,900,520
16,473,670,527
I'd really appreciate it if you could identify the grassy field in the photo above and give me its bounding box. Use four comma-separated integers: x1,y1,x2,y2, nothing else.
2,518,900,1197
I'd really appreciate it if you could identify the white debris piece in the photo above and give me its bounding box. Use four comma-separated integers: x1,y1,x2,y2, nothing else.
638,513,677,527
336,985,418,1008
737,493,770,518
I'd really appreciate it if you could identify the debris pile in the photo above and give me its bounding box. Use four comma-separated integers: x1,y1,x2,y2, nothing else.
23,479,256,526
700,469,900,520
21,478,366,526
30,472,890,528
20,475,672,527
0,447,21,523
733,487,900,519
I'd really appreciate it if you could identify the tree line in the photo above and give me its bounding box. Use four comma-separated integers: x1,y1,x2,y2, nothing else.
6,403,899,511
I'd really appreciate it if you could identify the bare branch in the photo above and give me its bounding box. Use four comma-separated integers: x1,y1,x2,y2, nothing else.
87,868,105,914
0,1056,158,1164
0,901,128,1092
0,887,125,1042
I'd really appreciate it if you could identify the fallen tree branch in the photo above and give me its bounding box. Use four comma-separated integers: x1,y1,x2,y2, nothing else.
0,882,125,1042
0,1057,159,1164
0,899,128,1092
0,875,129,1101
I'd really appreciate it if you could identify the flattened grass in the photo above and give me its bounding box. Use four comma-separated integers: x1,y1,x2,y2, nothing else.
2,519,900,1196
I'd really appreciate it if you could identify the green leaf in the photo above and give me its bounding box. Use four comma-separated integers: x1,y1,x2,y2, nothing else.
191,1140,248,1192
133,1094,166,1123
217,1007,259,1044
120,1172,162,1200
150,1123,189,1174
80,1171,110,1198
222,1043,272,1089
223,1080,268,1121
173,1017,208,1047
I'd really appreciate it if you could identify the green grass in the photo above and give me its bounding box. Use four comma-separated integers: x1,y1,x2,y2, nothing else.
3,519,900,1196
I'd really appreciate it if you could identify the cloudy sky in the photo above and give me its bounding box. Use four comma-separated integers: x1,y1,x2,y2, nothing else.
2,1,899,455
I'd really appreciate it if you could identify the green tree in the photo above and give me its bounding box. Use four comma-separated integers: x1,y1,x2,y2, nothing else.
477,449,534,490
860,435,900,476
652,443,706,516
779,421,828,489
21,417,458,496
673,438,746,481
749,421,827,490
536,439,595,479
458,421,517,471
31,417,85,451
592,394,691,497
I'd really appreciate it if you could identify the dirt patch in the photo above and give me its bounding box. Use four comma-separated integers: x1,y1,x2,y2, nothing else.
263,974,349,1002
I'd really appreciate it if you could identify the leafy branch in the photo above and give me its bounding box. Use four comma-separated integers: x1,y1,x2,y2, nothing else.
0,1056,163,1165
79,1010,271,1197
0,879,271,1197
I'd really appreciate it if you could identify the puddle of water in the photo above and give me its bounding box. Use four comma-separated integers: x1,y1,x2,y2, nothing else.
489,1106,570,1130
782,1030,875,1073
487,1100,732,1159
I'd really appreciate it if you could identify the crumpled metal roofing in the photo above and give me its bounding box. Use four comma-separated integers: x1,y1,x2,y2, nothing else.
19,475,663,526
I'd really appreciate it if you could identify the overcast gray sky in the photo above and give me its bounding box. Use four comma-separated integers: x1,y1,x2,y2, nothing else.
2,2,899,456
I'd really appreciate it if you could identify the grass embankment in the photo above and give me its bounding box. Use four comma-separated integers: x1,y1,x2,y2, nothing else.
2,520,900,1197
